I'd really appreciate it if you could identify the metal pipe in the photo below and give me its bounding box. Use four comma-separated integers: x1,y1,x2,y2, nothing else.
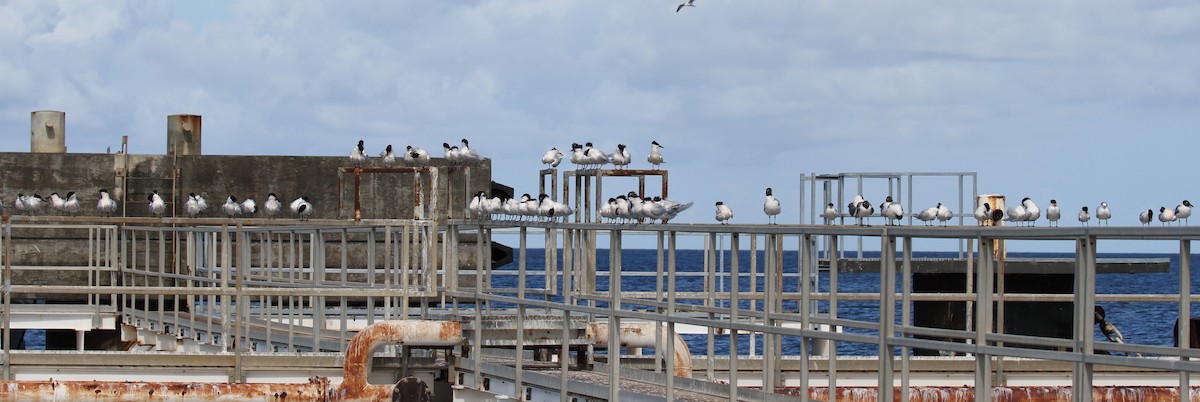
586,321,692,378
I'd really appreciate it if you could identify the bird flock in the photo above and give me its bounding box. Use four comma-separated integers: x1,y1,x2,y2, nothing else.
351,138,482,168
4,189,315,220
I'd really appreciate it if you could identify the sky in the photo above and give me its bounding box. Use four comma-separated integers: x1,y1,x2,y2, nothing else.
3,1,1200,253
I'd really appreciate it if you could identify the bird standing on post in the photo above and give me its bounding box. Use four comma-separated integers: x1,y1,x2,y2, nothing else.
1046,200,1061,227
350,140,367,166
647,141,664,170
148,190,165,217
715,201,733,224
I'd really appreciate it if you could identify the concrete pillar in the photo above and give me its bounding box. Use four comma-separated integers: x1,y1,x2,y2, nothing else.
31,110,66,153
167,114,202,155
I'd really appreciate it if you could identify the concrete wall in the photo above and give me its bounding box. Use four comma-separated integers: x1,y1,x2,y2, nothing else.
1,152,491,220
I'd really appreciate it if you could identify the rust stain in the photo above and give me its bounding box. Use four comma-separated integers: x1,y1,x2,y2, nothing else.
335,321,462,400
773,386,1200,401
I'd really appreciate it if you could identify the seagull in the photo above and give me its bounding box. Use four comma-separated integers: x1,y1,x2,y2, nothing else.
881,196,904,226
610,144,631,169
184,193,203,217
405,146,430,165
647,141,664,170
823,203,838,225
676,0,695,12
1021,198,1039,226
915,204,938,226
1046,200,1061,227
350,140,367,166
380,145,396,167
1139,209,1153,226
148,190,165,216
715,201,733,224
223,196,242,217
847,195,867,226
443,142,462,163
936,203,953,226
1159,206,1177,225
974,202,991,226
264,193,282,218
1078,206,1090,226
97,189,117,216
290,196,314,220
542,147,564,168
1176,200,1192,225
764,187,781,224
459,138,481,162
1096,202,1112,226
62,191,80,215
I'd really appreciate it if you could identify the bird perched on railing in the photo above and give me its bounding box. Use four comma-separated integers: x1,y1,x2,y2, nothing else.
404,146,430,165
97,190,117,216
1176,200,1192,225
823,203,838,225
1046,200,1061,227
148,190,165,217
1006,201,1027,226
1159,206,1177,225
936,203,953,226
647,141,664,170
459,139,482,162
63,192,80,215
1078,206,1090,226
1020,198,1039,226
715,201,733,224
264,193,282,218
1139,209,1153,226
1096,202,1112,226
49,192,66,214
915,204,938,226
184,193,204,217
290,196,314,220
764,188,781,224
442,143,461,163
223,196,241,217
610,144,631,169
973,202,991,226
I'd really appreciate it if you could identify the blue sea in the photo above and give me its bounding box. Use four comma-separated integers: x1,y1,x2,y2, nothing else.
493,249,1200,357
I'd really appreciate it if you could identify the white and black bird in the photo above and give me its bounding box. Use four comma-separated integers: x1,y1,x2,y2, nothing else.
1006,202,1027,226
852,199,874,226
974,202,992,226
1046,200,1061,227
240,197,257,216
611,144,631,169
879,196,903,226
443,143,462,163
184,193,203,217
350,140,367,166
223,196,242,217
62,191,80,215
290,196,314,220
404,146,430,165
1176,200,1192,225
264,193,282,218
764,187,781,224
936,203,953,226
459,138,481,162
915,204,938,226
676,0,695,12
1139,209,1153,226
542,147,564,168
49,192,67,214
823,203,838,225
380,145,396,167
1021,198,1040,226
647,141,664,169
715,201,733,224
583,142,608,168
1078,206,1090,226
97,190,117,216
1096,202,1112,226
148,190,166,216
1159,206,1177,225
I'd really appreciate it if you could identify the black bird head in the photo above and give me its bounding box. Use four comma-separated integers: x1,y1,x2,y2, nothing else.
189,193,196,197
884,195,893,202
66,191,75,198
1082,206,1089,212
385,144,392,153
652,140,662,148
443,142,452,148
1050,199,1057,204
1186,200,1193,207
716,201,724,206
766,188,773,196
461,138,470,146
356,140,364,151
411,151,420,158
268,192,277,198
1160,206,1167,213
617,144,626,151
298,204,307,214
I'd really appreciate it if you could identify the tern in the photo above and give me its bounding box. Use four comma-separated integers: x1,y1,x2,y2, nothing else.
49,193,66,214
290,196,314,220
1078,206,1090,226
1046,200,1061,227
443,143,462,163
1176,200,1192,225
404,146,430,165
936,203,953,226
715,201,733,224
240,198,257,216
148,190,166,216
676,0,695,12
880,196,903,226
350,140,367,166
852,200,874,226
915,204,938,226
459,139,481,162
1006,202,1027,226
61,191,80,215
611,144,631,169
647,141,664,170
823,203,838,225
380,145,396,167
184,193,203,217
1159,207,1177,225
97,190,117,216
223,196,242,217
542,147,564,168
1021,198,1039,226
264,193,282,218
1139,209,1153,226
763,188,781,224
974,202,991,226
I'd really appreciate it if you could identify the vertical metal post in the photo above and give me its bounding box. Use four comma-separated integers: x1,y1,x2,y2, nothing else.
975,237,993,402
608,229,621,402
729,233,740,401
655,230,665,373
666,231,677,402
2,220,11,380
879,232,895,398
707,232,718,382
901,236,913,402
828,234,839,395
799,233,812,402
1181,240,1192,402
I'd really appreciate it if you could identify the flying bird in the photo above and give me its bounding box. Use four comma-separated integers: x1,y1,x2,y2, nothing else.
715,201,733,224
1096,202,1112,226
763,187,781,224
676,0,695,12
647,141,664,169
1046,200,1061,227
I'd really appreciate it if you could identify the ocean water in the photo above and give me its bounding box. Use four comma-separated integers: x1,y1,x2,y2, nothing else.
493,249,1200,357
